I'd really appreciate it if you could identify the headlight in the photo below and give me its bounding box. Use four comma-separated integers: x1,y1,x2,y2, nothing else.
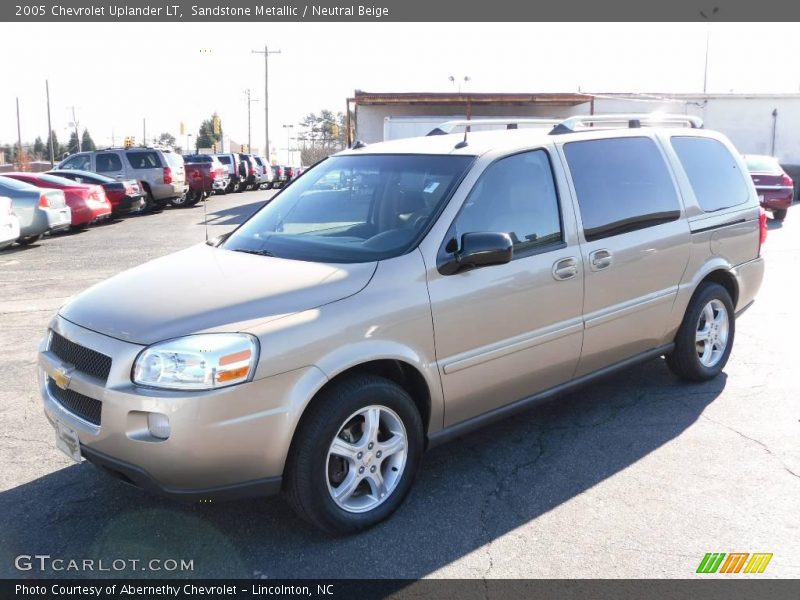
132,333,259,390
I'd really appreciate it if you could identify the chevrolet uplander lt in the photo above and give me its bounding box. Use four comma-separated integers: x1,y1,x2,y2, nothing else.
39,114,766,533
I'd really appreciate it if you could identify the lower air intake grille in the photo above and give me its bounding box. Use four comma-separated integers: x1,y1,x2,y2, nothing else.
48,380,102,426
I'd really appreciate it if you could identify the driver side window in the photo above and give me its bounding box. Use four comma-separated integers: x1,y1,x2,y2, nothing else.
453,150,563,257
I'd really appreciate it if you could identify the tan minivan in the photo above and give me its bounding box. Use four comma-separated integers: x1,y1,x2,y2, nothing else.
39,115,765,533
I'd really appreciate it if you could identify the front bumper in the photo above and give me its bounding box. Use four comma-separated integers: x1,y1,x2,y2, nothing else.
38,317,316,500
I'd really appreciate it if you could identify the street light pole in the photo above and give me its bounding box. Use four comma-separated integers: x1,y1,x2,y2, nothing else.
252,45,281,163
283,124,293,164
16,97,22,168
700,7,719,94
45,80,54,166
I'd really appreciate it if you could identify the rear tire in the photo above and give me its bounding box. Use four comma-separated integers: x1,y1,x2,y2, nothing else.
283,375,423,535
17,234,41,245
665,282,735,382
773,208,787,221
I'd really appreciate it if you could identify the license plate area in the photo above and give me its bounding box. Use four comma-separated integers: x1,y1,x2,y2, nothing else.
55,420,82,463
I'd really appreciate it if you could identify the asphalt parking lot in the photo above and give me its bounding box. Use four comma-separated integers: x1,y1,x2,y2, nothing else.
1,191,798,579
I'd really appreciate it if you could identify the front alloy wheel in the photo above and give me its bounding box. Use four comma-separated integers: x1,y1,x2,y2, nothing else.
284,375,423,534
326,405,408,513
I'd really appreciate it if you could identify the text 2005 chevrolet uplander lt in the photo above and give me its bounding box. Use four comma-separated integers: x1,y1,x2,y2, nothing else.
39,115,766,533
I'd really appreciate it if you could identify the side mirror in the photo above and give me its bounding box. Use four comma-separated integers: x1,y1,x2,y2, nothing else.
439,231,513,275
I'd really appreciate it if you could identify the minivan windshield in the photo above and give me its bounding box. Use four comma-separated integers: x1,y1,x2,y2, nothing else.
222,154,474,263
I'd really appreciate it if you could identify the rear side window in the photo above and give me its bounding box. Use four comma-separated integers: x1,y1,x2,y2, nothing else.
96,152,122,172
60,154,91,171
217,156,231,165
126,151,162,169
671,137,750,212
564,137,681,242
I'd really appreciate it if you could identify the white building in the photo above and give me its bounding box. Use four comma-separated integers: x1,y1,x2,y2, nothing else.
348,91,800,169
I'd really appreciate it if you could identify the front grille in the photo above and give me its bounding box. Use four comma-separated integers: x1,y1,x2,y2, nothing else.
49,331,112,383
47,380,102,426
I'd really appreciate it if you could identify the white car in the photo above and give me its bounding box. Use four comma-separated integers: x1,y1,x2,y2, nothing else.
0,196,21,250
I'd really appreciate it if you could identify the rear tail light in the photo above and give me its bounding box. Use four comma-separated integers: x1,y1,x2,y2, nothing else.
759,207,768,252
781,173,794,187
38,194,50,208
209,169,217,180
249,165,255,176
163,166,173,185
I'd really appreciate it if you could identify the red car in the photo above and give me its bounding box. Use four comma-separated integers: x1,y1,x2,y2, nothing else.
2,172,112,227
47,169,145,215
743,154,794,221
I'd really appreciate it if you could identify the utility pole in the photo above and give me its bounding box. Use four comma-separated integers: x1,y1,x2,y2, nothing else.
45,80,54,166
252,44,281,163
16,97,22,169
143,118,146,147
69,105,81,152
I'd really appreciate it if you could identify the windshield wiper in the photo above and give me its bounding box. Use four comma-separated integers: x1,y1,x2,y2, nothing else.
231,248,274,257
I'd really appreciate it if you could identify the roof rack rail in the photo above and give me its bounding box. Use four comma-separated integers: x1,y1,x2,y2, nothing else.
550,113,703,135
427,118,562,136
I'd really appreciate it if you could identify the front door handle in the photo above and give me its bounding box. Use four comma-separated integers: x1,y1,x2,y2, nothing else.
589,249,613,271
552,257,578,281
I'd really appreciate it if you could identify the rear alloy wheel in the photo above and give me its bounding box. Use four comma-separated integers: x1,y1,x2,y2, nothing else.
666,282,735,381
772,208,787,221
284,375,423,534
169,192,189,207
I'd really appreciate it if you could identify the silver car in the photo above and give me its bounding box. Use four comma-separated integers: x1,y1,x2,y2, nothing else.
38,114,764,533
57,147,187,211
0,176,71,244
0,195,21,250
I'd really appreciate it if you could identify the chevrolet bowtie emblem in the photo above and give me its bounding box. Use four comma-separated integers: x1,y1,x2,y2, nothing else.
52,364,75,390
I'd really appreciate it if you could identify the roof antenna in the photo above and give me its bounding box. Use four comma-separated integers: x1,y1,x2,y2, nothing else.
454,119,469,149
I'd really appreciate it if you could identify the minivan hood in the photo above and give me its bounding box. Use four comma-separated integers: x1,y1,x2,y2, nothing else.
59,244,377,345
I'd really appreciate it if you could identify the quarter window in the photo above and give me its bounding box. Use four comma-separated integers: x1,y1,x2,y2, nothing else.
126,151,162,169
452,150,563,256
564,137,681,242
671,136,750,212
96,153,122,172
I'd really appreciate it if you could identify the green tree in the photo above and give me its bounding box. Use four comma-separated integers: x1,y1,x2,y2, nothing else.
66,130,80,154
1,144,13,165
44,130,62,159
157,132,176,148
299,109,346,165
196,113,222,151
81,129,96,152
32,136,45,159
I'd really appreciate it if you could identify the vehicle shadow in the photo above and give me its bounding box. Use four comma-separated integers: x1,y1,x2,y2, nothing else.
767,218,783,230
200,199,270,227
0,358,724,579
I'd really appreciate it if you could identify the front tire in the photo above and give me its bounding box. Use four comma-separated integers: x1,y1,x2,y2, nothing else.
284,375,423,535
665,282,735,381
